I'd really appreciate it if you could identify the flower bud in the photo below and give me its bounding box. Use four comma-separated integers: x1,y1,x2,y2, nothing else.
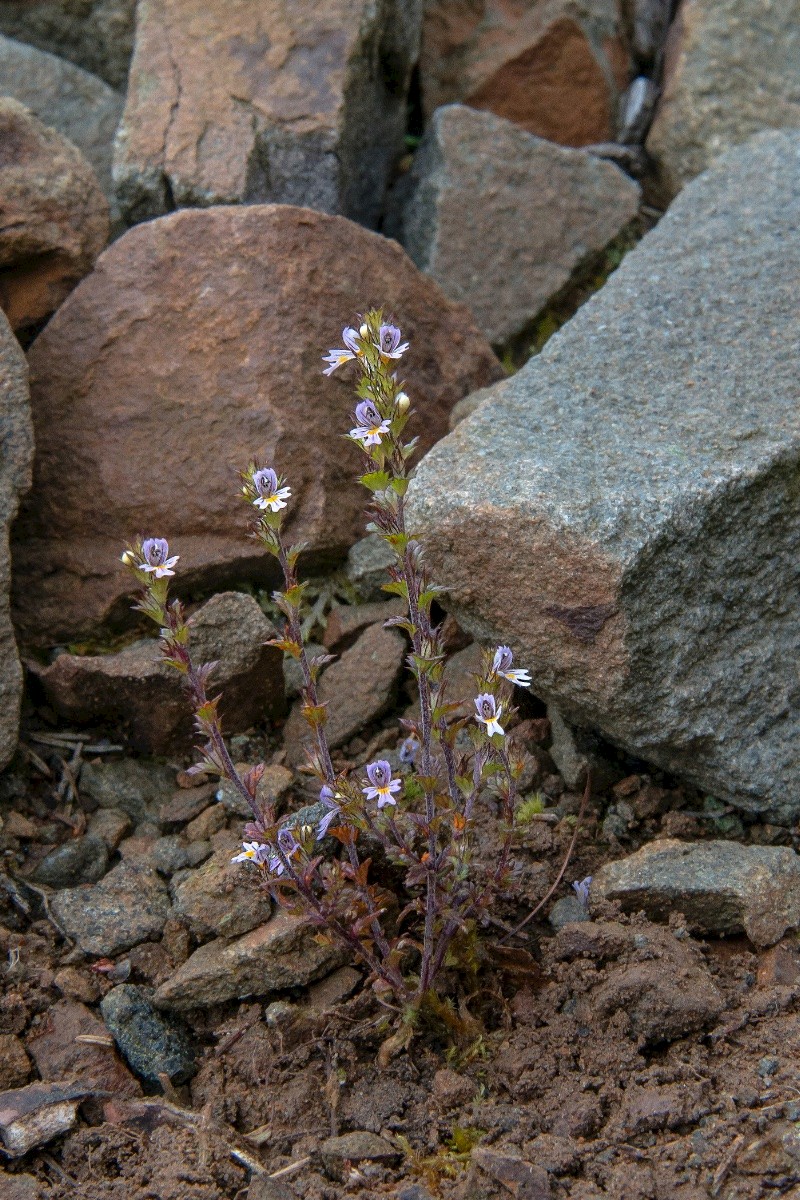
396,391,410,415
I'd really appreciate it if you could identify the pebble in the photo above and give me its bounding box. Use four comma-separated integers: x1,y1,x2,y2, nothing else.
87,807,132,850
185,802,226,842
171,846,269,941
50,860,171,956
320,1131,400,1180
548,895,590,931
100,984,196,1084
80,758,174,824
32,833,108,887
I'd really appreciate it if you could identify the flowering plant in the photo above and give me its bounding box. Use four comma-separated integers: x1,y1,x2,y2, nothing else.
122,310,533,1052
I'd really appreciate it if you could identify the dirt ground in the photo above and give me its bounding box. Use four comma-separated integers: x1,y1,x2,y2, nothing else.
2,692,800,1200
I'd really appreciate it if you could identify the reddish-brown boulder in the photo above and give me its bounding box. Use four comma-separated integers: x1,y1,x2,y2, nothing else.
12,204,501,646
0,98,109,334
30,592,285,755
114,0,420,227
420,0,630,147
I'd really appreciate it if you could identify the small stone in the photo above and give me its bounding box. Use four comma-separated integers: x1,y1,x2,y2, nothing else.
470,1146,551,1200
0,1081,90,1157
79,759,174,825
593,839,800,948
757,940,800,988
50,861,171,957
323,598,406,652
87,808,132,850
647,0,800,196
345,535,396,602
153,911,344,1010
159,783,218,826
524,1134,580,1175
757,1056,780,1080
0,98,109,334
185,841,212,868
548,896,590,931
284,622,406,764
246,1177,297,1200
171,846,269,941
0,1036,30,1090
320,1131,400,1180
393,104,640,347
0,34,124,209
36,593,285,756
432,1068,473,1107
114,0,419,225
306,966,362,1015
264,999,296,1029
26,1000,140,1097
32,834,108,888
100,984,196,1084
53,966,100,1004
184,803,226,843
149,836,191,876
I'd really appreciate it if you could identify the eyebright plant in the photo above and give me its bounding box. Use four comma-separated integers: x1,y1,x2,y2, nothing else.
122,311,534,1053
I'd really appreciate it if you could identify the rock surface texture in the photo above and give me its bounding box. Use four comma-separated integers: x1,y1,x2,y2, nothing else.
0,0,136,89
420,0,630,146
409,132,800,822
0,35,124,207
114,0,421,226
0,310,32,770
33,592,285,754
12,204,500,647
0,99,109,334
593,840,800,948
394,104,640,346
647,0,800,196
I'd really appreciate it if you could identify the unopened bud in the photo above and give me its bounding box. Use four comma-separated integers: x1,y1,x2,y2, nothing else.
396,391,410,415
120,549,137,567
359,323,369,338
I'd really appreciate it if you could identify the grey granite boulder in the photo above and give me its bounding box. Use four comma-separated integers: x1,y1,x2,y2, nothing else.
392,104,640,346
0,35,123,218
647,0,800,196
409,131,800,823
592,840,800,948
0,311,32,770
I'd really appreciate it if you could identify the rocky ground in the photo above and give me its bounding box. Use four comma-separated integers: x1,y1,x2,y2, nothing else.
1,0,800,1197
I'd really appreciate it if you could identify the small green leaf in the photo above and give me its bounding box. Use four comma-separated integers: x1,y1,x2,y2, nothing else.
360,470,391,492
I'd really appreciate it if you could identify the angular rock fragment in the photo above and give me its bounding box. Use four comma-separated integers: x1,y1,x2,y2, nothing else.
0,309,32,770
593,839,800,948
114,0,421,226
171,846,269,941
420,0,630,146
100,984,196,1083
647,0,800,196
0,98,109,334
469,1147,551,1200
0,1081,96,1157
320,1131,400,1181
0,34,124,207
394,104,640,346
0,0,136,89
409,132,800,820
283,621,406,764
50,861,171,956
32,833,109,888
34,592,285,754
154,910,344,1009
12,204,500,646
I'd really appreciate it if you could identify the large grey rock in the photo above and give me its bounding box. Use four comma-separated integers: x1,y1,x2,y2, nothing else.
408,132,800,823
647,0,800,196
153,911,344,1009
114,0,421,227
0,0,136,90
50,860,171,956
393,105,640,346
593,839,800,948
0,35,123,208
0,311,32,770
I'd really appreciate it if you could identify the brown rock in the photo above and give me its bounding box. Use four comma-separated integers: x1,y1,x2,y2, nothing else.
114,0,420,226
757,940,800,988
323,598,406,652
170,846,269,941
32,592,285,754
284,621,406,764
420,0,630,147
470,1146,551,1200
0,1036,30,1091
0,98,109,334
26,1000,140,1098
0,308,32,770
184,802,226,843
0,0,136,90
12,204,501,647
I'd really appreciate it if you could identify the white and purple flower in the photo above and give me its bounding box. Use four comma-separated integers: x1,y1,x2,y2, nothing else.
377,323,408,360
316,784,343,839
492,646,532,688
252,467,291,513
572,876,592,910
399,736,419,765
138,538,179,578
362,760,402,808
350,399,391,448
474,693,504,737
322,326,362,375
231,841,271,866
